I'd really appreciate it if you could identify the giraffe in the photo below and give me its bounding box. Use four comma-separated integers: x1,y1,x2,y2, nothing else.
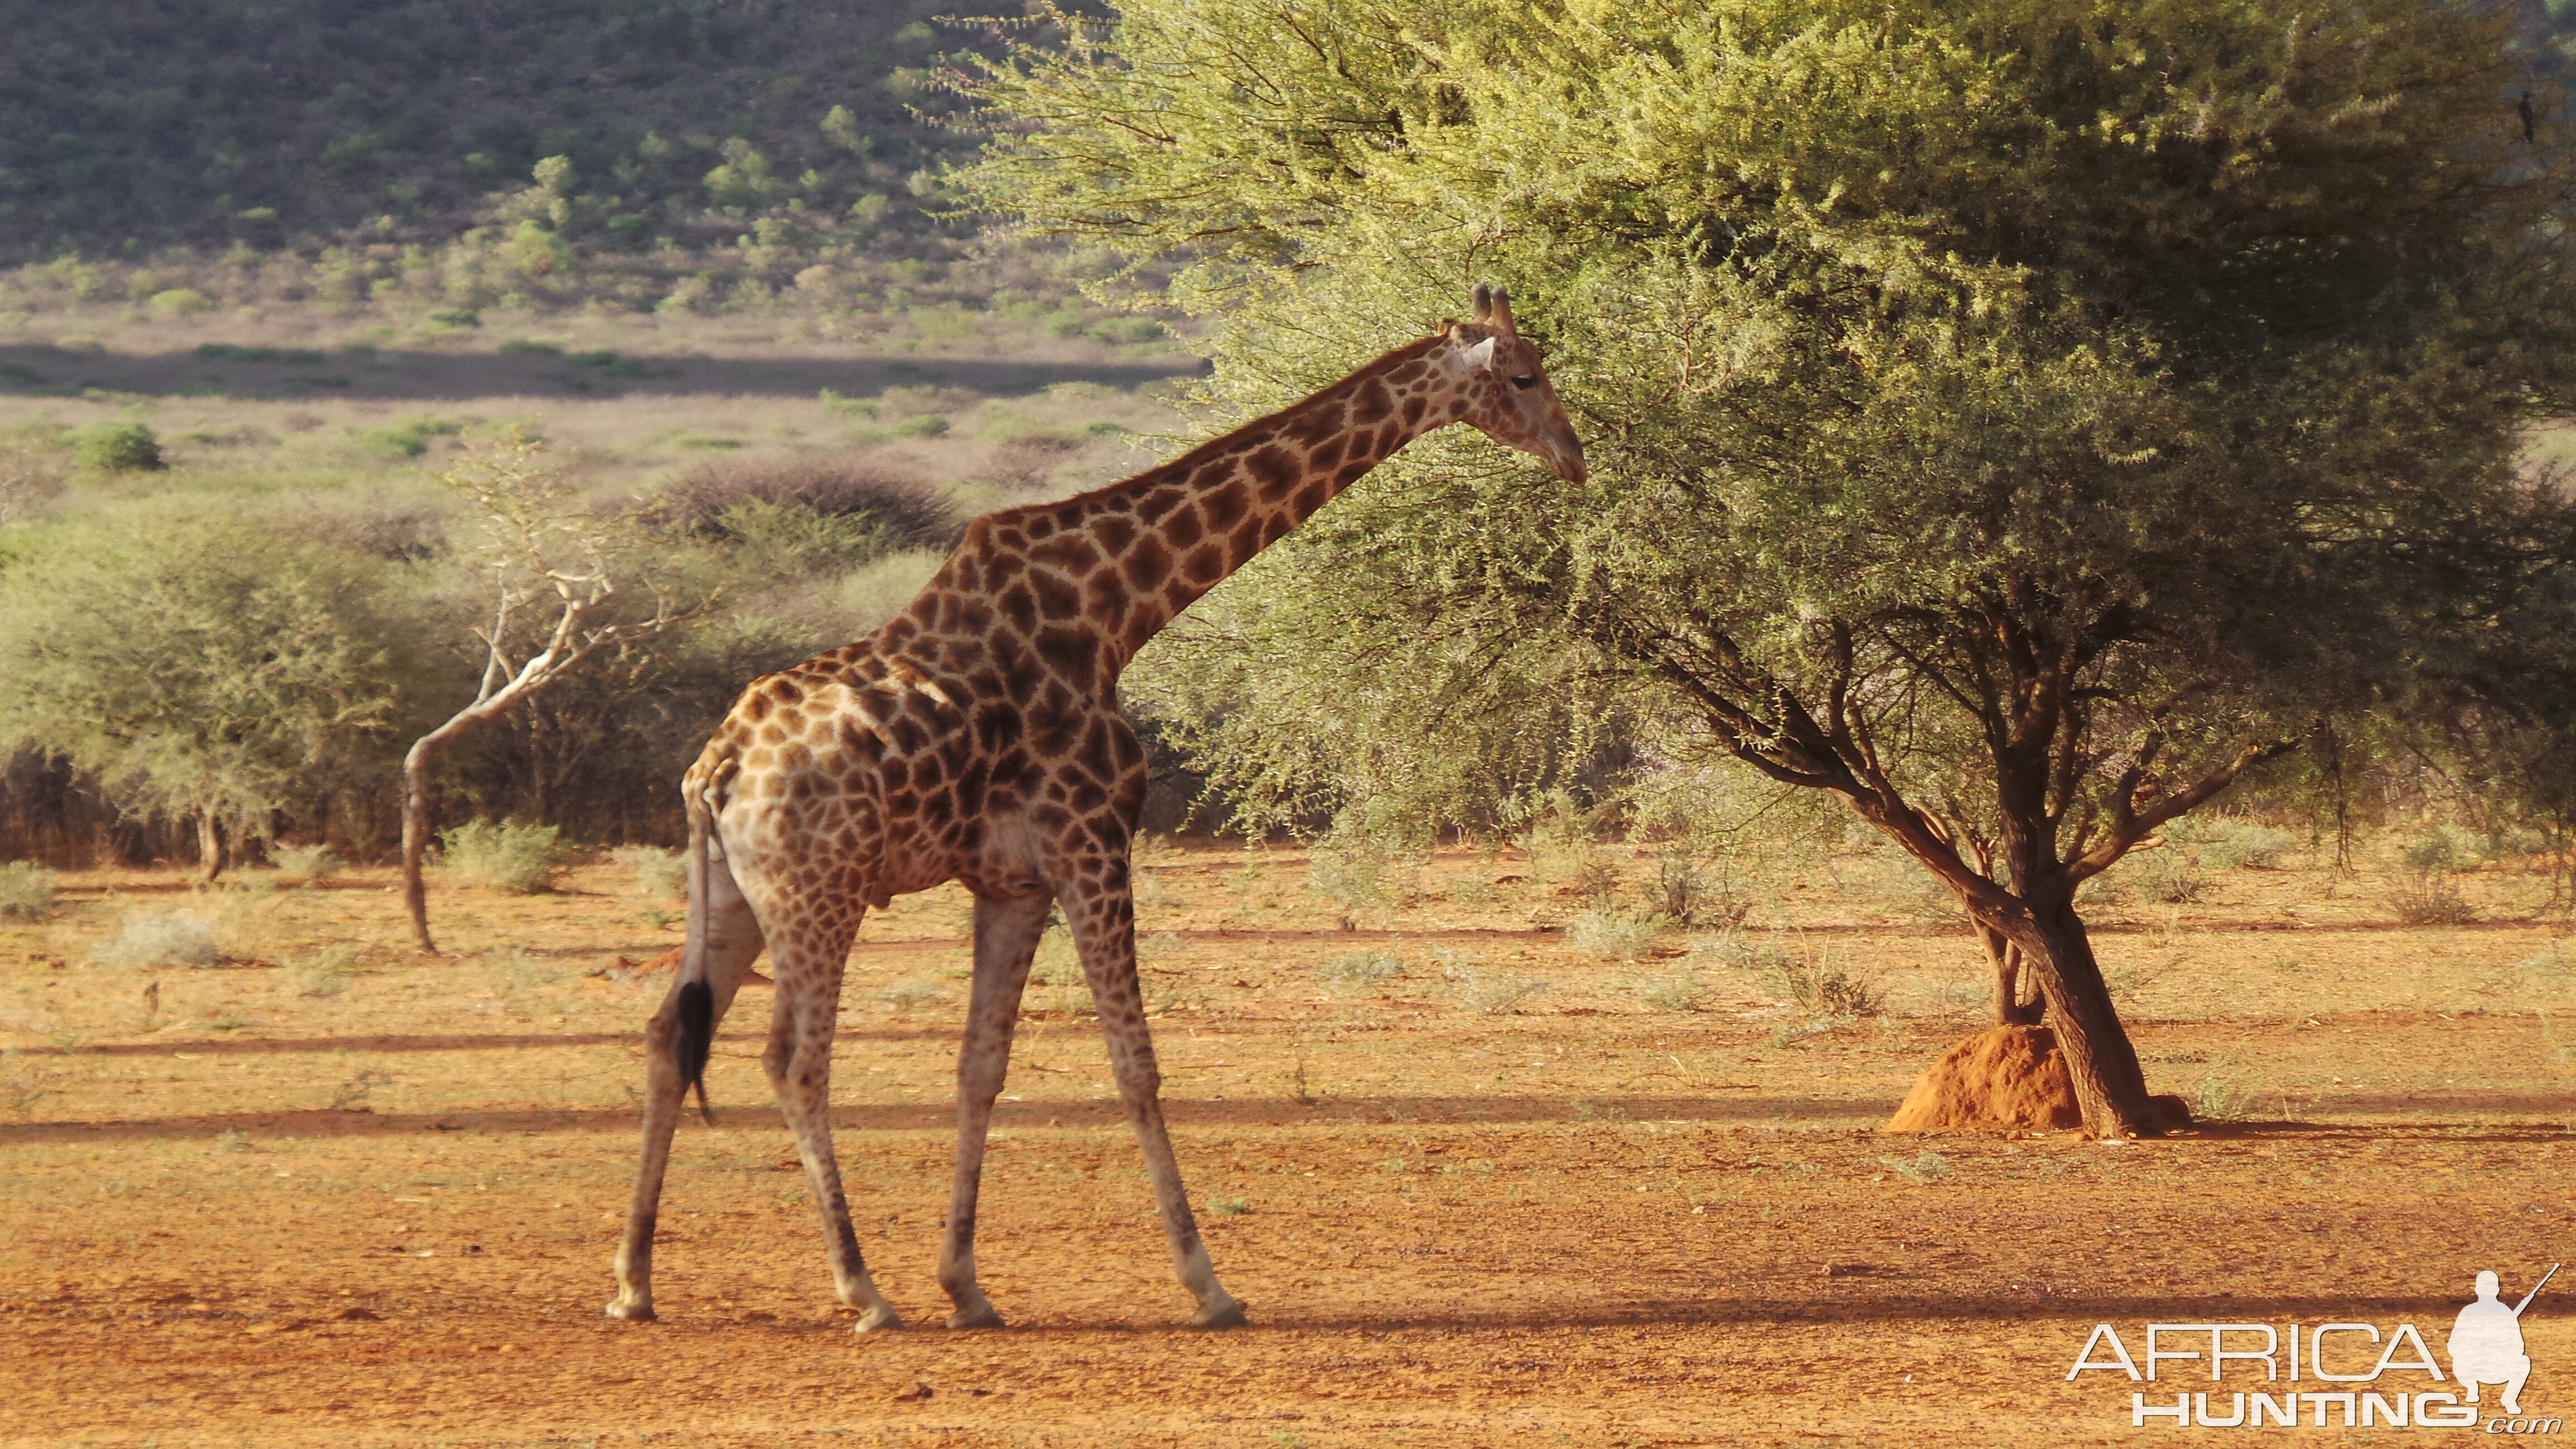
606,285,1587,1332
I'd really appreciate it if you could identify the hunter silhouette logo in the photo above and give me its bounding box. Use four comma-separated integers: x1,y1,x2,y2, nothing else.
2068,1263,2560,1431
2452,1265,2555,1418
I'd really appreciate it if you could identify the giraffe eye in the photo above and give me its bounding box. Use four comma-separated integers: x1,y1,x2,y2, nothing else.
1509,375,1539,391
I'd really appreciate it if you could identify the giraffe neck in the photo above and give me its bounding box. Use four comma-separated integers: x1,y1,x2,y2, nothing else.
1071,333,1462,671
874,333,1468,694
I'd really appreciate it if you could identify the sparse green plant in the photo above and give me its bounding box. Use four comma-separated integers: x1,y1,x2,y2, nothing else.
1206,1196,1250,1215
1319,951,1403,984
2,1049,65,1117
1452,968,1541,1015
438,818,571,894
2402,826,2468,873
288,946,366,998
92,910,220,969
328,1068,395,1111
1649,851,1751,928
2191,1073,2254,1123
2198,819,2295,870
1566,908,1663,960
215,1128,251,1152
0,861,56,918
880,977,940,1011
611,845,686,900
1634,969,1713,1012
1033,925,1093,1016
1881,1150,1948,1185
2390,871,2475,926
272,843,343,885
1767,949,1883,1019
2131,843,2206,903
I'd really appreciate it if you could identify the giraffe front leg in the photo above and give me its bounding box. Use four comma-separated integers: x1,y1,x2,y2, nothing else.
937,890,1051,1329
1064,872,1247,1329
763,925,902,1333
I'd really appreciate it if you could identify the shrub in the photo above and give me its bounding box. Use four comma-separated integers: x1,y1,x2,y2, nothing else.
1567,908,1663,960
272,844,342,884
2402,827,2468,873
1319,950,1403,984
92,911,220,969
879,977,940,1011
2131,844,2206,903
2191,1074,2254,1123
65,422,163,472
288,946,366,997
358,414,465,458
651,458,955,548
149,288,213,316
2390,872,2475,926
1633,969,1713,1012
439,818,571,894
2208,821,2295,870
1881,1150,1948,1185
1772,955,1883,1018
1451,967,1541,1015
0,861,57,918
611,846,686,900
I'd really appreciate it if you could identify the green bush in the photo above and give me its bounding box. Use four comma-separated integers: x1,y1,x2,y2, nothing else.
0,861,56,918
439,818,571,894
1319,950,1403,983
358,414,465,458
65,422,163,472
149,287,214,315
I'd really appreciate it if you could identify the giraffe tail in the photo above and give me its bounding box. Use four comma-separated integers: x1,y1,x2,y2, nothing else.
675,761,721,1126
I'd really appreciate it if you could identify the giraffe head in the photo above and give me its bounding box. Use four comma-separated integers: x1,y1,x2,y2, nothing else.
1445,283,1588,485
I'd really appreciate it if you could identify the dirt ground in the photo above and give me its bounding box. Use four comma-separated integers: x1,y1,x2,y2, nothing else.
3,842,2572,1446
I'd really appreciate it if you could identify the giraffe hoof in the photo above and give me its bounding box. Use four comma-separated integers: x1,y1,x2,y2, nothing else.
604,1299,657,1322
1190,1299,1249,1329
853,1303,905,1333
944,1303,1006,1330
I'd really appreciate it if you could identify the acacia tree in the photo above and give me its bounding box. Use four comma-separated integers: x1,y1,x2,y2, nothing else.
402,430,698,954
0,505,406,880
962,0,2576,1134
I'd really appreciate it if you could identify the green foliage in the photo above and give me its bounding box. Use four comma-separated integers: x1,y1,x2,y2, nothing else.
0,861,56,918
0,503,410,841
357,414,466,459
967,0,2576,945
437,818,571,894
65,422,162,472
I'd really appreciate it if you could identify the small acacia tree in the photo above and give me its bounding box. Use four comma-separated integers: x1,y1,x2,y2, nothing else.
0,504,406,880
402,429,699,953
963,0,2576,1134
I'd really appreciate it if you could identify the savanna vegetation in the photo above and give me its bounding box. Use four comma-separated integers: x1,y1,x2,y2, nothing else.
2,0,2575,1148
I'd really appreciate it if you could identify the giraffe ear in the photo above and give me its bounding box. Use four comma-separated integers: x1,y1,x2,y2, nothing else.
1462,336,1497,370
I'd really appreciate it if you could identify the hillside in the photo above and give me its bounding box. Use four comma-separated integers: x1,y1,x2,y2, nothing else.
0,0,983,260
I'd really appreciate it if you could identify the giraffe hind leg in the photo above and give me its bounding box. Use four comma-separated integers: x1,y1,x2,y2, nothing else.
608,844,765,1322
937,888,1052,1328
760,899,902,1332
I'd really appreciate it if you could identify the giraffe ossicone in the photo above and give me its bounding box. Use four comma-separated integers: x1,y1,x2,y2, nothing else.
606,284,1587,1332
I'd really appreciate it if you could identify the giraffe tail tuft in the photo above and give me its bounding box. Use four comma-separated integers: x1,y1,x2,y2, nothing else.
676,978,715,1126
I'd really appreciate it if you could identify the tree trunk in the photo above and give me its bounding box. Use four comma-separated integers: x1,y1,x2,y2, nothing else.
401,735,442,955
1999,895,2157,1137
195,812,226,884
1976,924,2045,1026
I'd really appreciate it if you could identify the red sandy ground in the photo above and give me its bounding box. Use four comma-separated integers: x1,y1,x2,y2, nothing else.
2,844,2570,1445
